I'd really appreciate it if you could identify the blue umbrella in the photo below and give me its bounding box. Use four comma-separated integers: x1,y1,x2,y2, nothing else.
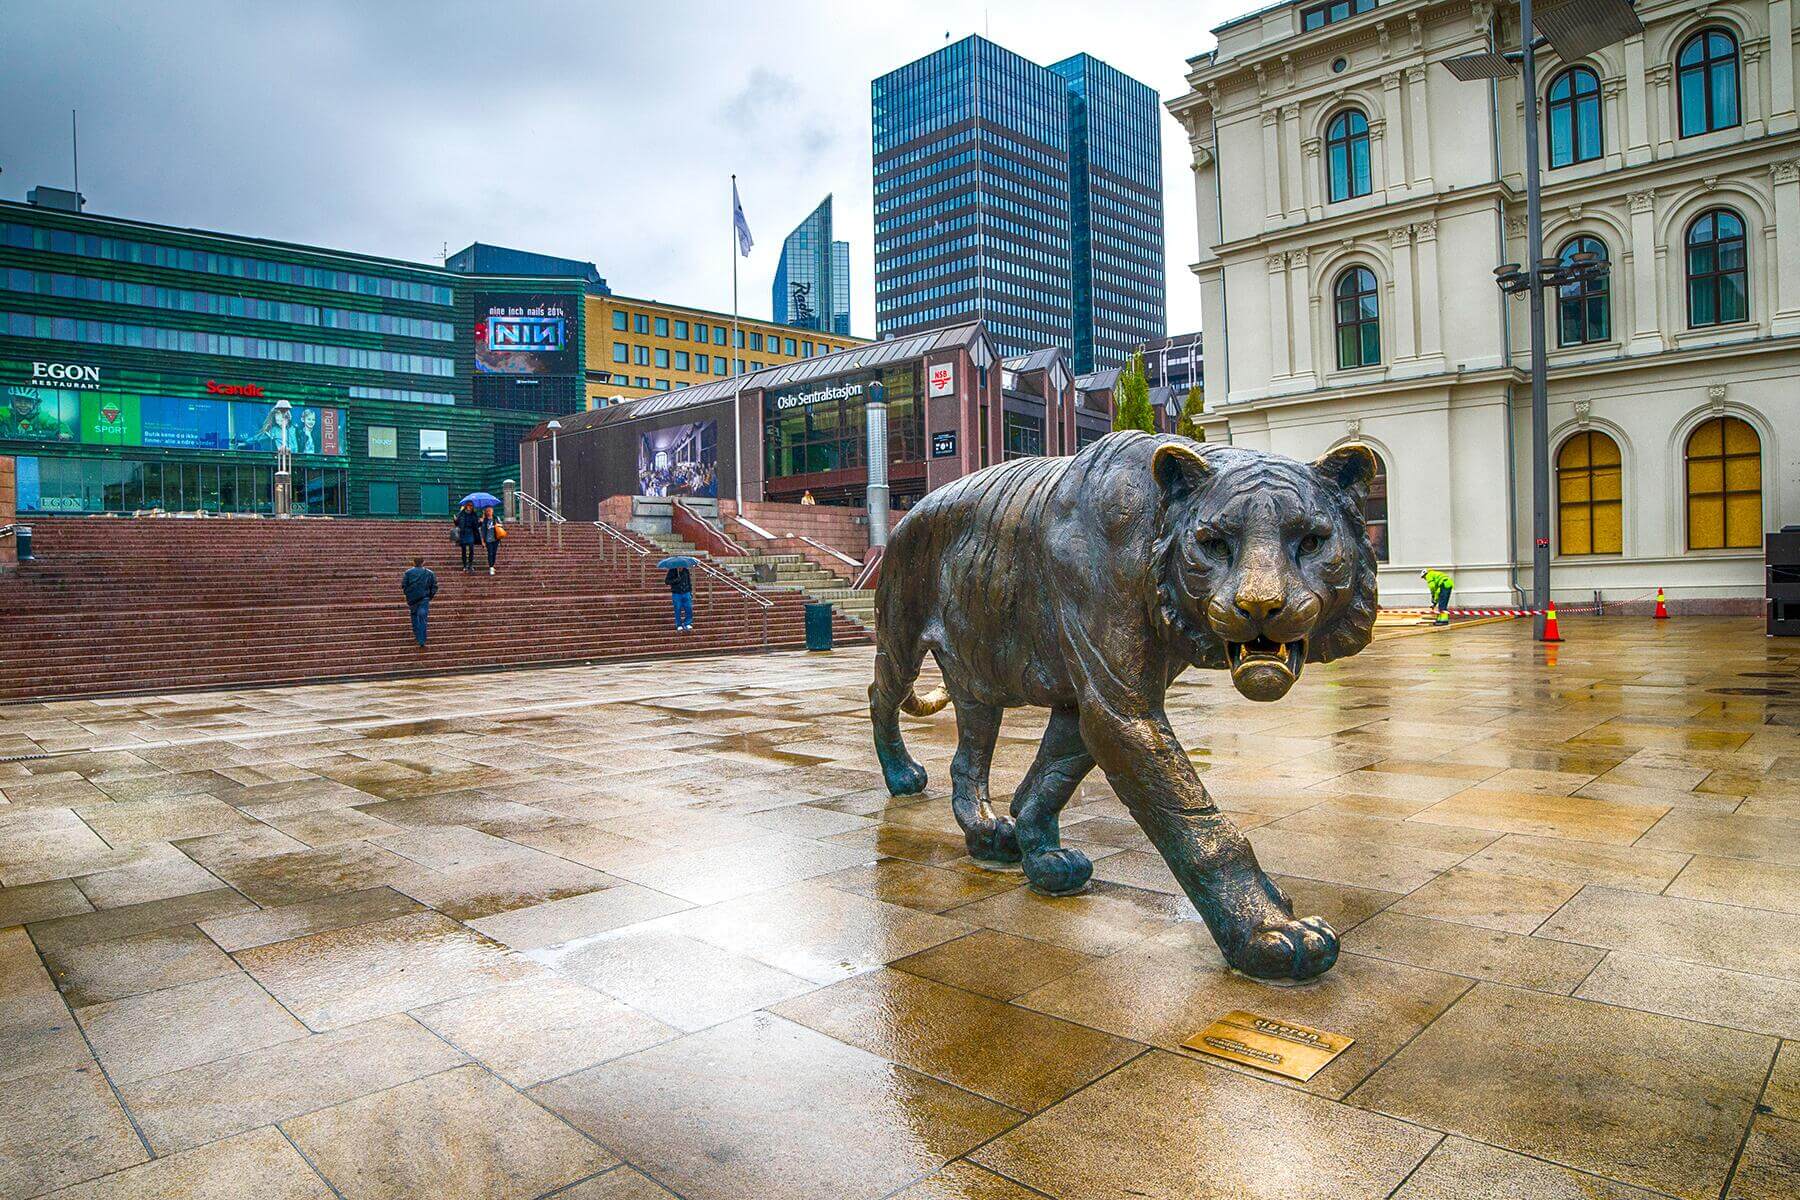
458,492,502,509
657,556,698,570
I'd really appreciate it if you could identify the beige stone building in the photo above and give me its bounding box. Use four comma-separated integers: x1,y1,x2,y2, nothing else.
1169,0,1798,609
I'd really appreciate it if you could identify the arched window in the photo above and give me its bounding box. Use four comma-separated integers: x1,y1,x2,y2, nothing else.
1678,29,1740,137
1326,110,1372,202
1334,267,1381,369
1361,451,1390,562
1547,67,1603,167
1556,236,1610,346
1685,416,1762,549
1686,209,1748,327
1557,431,1622,555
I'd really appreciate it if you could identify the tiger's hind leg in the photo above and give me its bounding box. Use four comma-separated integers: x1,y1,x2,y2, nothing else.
1010,705,1095,895
949,698,1020,863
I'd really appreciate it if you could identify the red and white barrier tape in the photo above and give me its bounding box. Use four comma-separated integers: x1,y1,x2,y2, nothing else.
1381,606,1597,617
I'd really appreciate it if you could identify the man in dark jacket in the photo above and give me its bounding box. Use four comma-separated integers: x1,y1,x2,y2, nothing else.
666,564,694,632
402,557,438,647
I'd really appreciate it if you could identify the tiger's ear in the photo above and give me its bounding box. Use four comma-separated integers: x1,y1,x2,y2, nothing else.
1151,440,1212,504
1313,443,1378,497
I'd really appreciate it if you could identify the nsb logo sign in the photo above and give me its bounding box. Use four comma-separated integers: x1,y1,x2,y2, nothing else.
31,361,101,387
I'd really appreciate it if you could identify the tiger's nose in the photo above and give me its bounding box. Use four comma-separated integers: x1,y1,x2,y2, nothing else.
1235,592,1285,624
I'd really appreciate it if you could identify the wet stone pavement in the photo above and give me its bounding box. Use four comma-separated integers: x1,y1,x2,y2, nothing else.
0,616,1797,1199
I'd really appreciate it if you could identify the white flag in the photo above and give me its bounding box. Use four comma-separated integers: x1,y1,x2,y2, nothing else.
733,180,754,257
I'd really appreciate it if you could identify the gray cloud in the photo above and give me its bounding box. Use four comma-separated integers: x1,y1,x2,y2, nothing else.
0,0,1229,334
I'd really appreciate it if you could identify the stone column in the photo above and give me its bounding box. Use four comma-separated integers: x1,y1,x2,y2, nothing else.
1405,65,1434,188
1267,253,1292,380
1772,159,1800,336
1282,104,1306,220
1389,225,1418,363
1369,118,1391,196
1623,36,1652,165
1414,220,1446,369
1288,247,1315,384
1302,138,1323,219
1602,77,1626,169
1262,110,1283,227
1648,64,1674,157
1773,0,1798,133
1382,73,1407,193
1744,42,1767,137
1626,188,1662,354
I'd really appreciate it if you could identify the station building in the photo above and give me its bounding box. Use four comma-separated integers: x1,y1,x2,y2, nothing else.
1,195,581,518
519,321,1115,520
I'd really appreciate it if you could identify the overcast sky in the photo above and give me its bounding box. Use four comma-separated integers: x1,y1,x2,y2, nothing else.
1,0,1238,338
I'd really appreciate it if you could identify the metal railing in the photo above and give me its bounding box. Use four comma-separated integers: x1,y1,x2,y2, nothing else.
796,534,861,569
594,518,774,626
516,490,565,524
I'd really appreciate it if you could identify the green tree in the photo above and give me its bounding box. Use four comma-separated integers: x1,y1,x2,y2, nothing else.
1111,350,1155,433
1176,386,1206,441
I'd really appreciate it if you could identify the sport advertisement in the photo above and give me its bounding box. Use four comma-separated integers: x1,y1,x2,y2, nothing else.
0,383,342,456
637,420,718,498
474,293,576,376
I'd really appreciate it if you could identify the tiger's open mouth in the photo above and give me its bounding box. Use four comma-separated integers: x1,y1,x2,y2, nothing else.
1226,636,1306,701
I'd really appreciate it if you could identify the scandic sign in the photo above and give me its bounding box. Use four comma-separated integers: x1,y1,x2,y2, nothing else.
205,380,266,398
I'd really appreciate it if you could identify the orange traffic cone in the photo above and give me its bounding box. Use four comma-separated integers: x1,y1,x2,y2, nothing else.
1542,602,1563,643
1653,588,1669,620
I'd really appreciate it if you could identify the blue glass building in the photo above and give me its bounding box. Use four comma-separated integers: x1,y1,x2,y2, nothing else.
871,36,1163,367
772,196,851,336
1049,54,1167,371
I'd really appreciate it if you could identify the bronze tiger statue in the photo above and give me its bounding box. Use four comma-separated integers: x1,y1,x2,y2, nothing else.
869,431,1379,981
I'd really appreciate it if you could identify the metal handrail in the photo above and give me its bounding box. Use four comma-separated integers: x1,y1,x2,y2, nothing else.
592,518,649,556
672,499,750,557
796,535,860,568
517,490,565,524
594,517,773,609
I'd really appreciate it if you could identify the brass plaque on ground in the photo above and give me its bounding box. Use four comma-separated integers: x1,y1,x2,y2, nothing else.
1181,1010,1354,1082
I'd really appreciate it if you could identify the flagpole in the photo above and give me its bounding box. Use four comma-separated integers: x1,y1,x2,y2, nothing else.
732,174,744,512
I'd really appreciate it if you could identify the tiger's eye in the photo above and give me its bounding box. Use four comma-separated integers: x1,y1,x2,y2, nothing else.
1298,533,1324,555
1199,534,1232,560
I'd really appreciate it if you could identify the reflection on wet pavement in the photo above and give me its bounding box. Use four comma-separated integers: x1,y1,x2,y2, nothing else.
0,616,1796,1197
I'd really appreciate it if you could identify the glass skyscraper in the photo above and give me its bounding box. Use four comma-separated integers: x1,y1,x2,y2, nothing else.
1049,54,1167,371
772,196,851,336
871,36,1164,367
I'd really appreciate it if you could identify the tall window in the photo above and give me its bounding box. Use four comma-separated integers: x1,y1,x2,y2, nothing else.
1547,67,1603,166
1556,431,1623,555
1334,267,1380,369
1326,110,1372,202
1556,236,1610,346
1677,29,1740,137
1361,451,1389,562
1685,416,1762,549
1686,209,1748,328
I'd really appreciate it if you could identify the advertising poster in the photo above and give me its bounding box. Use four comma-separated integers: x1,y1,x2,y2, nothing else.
637,421,718,498
139,397,345,456
475,293,576,376
80,393,143,446
0,385,80,442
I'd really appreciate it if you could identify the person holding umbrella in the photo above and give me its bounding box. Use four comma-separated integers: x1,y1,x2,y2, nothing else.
453,501,480,572
659,555,696,632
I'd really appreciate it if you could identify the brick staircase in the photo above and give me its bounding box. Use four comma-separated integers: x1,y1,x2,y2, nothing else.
609,497,878,630
0,515,868,703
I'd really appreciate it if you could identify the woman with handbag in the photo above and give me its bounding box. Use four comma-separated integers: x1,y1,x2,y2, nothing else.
453,502,480,572
481,507,504,575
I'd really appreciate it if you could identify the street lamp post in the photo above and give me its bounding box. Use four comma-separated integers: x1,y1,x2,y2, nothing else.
271,398,293,517
546,419,562,521
1442,0,1641,641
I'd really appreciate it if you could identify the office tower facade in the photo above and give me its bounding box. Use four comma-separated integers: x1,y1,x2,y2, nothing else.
1050,54,1168,371
871,36,1164,367
772,196,851,336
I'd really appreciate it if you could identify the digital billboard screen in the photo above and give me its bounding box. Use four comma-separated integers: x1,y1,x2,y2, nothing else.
475,293,577,376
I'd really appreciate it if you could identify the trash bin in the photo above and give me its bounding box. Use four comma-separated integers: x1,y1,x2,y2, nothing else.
14,525,32,562
804,602,834,652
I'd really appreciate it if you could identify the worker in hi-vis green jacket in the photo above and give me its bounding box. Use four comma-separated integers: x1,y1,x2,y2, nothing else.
1421,569,1455,625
